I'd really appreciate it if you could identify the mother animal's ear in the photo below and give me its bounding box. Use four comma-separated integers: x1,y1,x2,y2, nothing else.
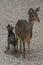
28,8,33,14
35,7,40,12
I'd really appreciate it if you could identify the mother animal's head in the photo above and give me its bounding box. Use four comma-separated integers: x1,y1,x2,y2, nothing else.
28,7,40,22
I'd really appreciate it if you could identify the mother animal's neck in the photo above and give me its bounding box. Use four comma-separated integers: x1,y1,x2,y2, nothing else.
28,15,34,37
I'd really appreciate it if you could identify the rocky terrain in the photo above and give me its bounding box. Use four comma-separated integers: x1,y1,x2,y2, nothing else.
0,0,43,65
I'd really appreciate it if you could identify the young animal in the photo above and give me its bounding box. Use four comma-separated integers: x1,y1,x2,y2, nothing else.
4,24,18,53
15,7,40,58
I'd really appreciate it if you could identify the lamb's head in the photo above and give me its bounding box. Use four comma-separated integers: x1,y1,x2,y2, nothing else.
6,24,14,31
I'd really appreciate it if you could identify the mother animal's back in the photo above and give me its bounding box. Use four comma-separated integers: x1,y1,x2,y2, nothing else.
15,20,29,40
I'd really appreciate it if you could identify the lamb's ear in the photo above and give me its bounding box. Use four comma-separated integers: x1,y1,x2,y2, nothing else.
6,24,10,29
10,25,14,29
35,7,40,12
12,27,14,29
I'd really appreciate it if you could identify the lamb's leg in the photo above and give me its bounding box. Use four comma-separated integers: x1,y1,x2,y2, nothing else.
14,42,18,52
23,42,25,58
14,39,18,52
14,45,17,52
4,42,10,53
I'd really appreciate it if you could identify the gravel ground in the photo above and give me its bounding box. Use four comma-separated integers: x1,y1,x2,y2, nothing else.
0,0,43,65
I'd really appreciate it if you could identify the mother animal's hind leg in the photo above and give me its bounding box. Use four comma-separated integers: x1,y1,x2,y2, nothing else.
27,41,30,60
20,40,22,52
23,41,25,58
27,41,30,53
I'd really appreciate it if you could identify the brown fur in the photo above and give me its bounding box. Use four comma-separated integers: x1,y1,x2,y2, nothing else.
15,7,40,58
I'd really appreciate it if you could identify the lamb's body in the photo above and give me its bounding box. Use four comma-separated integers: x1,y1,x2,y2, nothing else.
4,24,18,53
8,30,17,46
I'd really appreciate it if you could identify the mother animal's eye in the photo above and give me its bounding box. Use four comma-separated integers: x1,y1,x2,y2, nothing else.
31,14,34,17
